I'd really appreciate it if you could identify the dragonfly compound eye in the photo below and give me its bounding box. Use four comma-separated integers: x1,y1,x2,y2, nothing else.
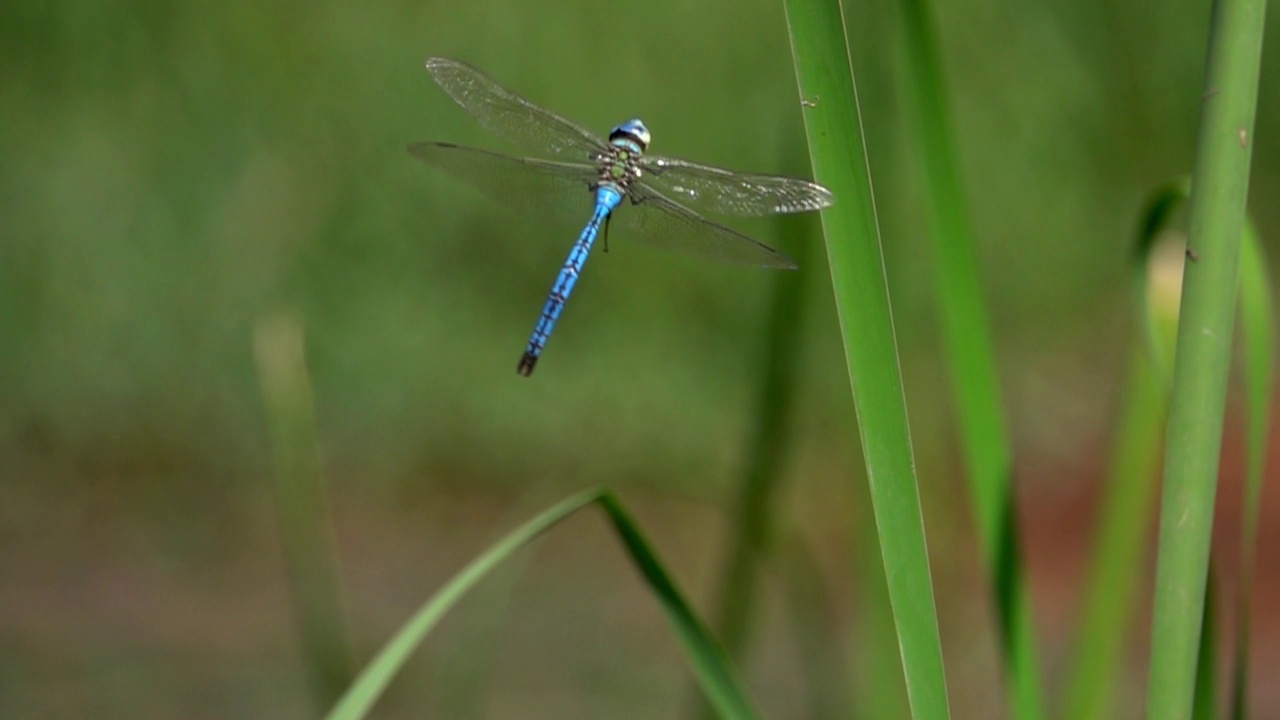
609,118,651,151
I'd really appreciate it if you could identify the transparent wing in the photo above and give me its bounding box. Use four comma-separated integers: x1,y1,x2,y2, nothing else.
426,57,609,161
639,155,834,217
614,187,798,269
407,141,599,224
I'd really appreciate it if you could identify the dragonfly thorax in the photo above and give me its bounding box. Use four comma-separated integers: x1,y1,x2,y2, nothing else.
597,144,644,192
597,119,648,193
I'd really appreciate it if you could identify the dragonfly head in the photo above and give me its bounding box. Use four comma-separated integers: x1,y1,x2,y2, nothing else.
609,118,651,152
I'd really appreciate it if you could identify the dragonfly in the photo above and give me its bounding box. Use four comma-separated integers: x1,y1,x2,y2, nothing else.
409,57,834,376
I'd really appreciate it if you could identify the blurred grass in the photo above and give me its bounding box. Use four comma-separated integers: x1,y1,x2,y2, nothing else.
255,312,353,709
698,208,815,720
1232,220,1274,719
1063,194,1183,720
3,0,1267,492
893,0,1042,715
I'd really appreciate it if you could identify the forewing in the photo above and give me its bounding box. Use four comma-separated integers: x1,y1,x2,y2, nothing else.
426,58,608,161
639,155,834,217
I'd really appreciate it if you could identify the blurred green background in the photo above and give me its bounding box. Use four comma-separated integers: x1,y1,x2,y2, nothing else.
2,0,1277,717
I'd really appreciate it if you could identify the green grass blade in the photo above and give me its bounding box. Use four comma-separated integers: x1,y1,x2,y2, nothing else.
324,489,602,720
1063,185,1183,720
430,496,539,719
596,494,762,720
1146,0,1268,714
326,489,762,720
1229,223,1273,719
893,0,1041,716
254,313,354,710
783,1,950,718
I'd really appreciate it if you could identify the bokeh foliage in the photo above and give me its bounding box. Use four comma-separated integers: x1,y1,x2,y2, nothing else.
1,0,1277,716
5,0,1274,490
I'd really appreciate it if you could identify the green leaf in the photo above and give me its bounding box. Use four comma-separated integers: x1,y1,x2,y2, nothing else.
783,1,950,717
325,489,761,720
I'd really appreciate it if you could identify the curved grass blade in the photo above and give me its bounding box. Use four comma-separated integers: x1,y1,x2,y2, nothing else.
784,0,950,717
325,488,761,720
429,495,541,719
893,0,1041,715
594,494,762,720
1147,0,1267,709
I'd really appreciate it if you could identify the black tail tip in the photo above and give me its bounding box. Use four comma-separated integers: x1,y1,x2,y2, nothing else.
517,353,538,377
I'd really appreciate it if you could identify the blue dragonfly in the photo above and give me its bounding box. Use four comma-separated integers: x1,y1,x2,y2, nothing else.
409,57,834,376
